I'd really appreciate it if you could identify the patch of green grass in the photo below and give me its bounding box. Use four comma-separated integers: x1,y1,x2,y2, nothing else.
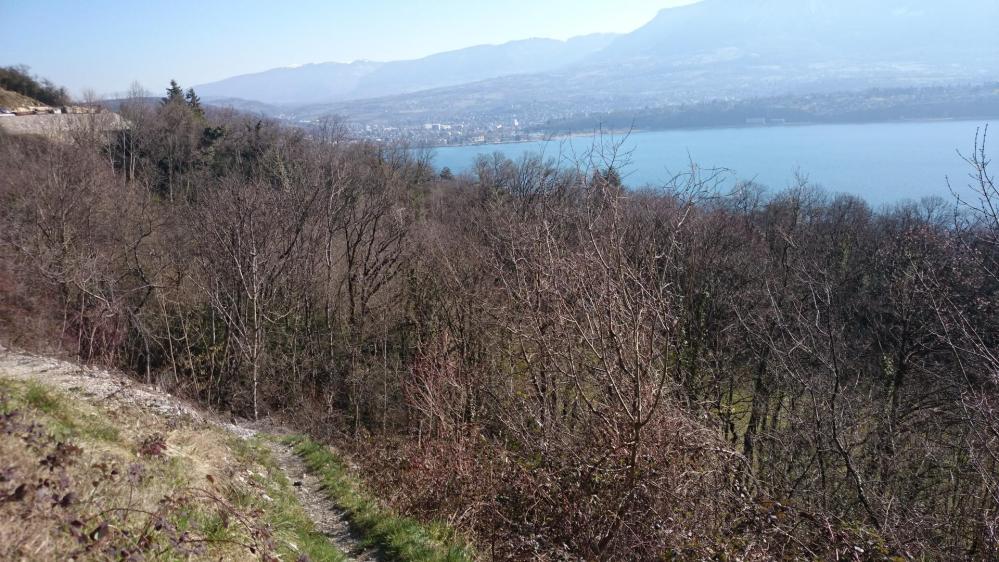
231,436,348,562
2,379,122,443
0,379,15,411
24,380,62,414
80,417,121,442
8,380,78,439
286,435,474,562
198,510,237,543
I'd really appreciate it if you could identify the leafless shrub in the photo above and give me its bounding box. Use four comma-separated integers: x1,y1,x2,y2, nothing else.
2,102,998,559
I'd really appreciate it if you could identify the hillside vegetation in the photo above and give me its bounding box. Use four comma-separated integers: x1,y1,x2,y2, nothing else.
287,436,472,562
0,66,68,107
0,369,343,560
1,80,998,559
0,87,44,109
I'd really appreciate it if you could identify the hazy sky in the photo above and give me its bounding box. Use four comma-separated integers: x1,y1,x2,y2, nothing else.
0,0,699,96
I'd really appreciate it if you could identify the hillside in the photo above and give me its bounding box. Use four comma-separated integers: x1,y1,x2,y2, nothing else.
0,66,69,107
0,347,470,561
3,72,998,559
196,34,618,106
0,87,44,109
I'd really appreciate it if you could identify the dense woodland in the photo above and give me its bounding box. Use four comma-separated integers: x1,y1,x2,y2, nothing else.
1,82,998,560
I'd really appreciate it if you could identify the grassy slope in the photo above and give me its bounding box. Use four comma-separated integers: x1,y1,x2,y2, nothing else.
0,87,44,108
0,378,344,561
287,435,474,562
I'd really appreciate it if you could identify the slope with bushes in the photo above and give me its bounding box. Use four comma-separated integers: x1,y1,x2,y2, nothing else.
0,86,44,109
288,436,473,562
0,66,68,107
2,78,998,559
0,355,346,560
0,345,475,561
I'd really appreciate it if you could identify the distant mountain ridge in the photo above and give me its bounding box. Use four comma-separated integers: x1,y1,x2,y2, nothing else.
197,0,999,124
589,0,999,66
195,34,619,105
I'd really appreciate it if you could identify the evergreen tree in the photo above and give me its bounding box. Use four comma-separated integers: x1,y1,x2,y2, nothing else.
439,167,454,181
603,165,623,188
185,87,203,116
162,80,184,105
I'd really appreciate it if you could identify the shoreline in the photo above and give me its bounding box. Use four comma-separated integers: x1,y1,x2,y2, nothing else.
426,115,998,150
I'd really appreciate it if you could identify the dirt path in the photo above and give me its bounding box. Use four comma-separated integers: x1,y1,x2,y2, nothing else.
264,441,381,561
0,344,374,561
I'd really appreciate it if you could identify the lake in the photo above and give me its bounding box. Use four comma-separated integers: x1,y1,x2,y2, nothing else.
432,120,993,206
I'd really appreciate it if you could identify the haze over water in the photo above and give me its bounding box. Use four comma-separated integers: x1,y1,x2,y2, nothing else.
434,120,990,206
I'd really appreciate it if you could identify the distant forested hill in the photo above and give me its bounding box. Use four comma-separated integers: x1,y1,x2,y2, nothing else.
536,84,999,133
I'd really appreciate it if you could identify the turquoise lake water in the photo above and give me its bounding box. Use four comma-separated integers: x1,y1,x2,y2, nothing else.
432,120,994,206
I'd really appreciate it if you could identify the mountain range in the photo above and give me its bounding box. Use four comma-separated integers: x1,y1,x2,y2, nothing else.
195,0,999,125
195,34,619,106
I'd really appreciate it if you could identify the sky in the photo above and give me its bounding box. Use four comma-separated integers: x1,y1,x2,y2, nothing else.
0,0,699,97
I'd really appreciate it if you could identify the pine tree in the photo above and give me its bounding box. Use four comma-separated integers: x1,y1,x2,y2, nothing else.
185,87,203,116
603,166,622,188
162,80,184,105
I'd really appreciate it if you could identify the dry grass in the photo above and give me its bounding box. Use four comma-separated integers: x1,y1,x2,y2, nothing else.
0,377,344,561
0,86,43,109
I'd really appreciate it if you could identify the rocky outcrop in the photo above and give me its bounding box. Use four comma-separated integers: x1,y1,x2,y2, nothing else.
0,111,128,141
